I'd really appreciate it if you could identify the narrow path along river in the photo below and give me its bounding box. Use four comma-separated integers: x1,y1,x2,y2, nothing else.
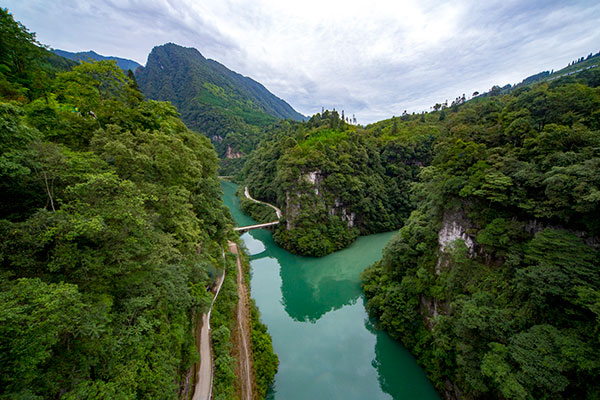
221,181,439,400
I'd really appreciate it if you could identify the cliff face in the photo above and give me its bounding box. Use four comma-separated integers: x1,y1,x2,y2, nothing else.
284,170,356,230
362,195,600,399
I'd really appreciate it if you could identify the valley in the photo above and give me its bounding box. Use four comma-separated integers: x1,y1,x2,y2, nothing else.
222,181,439,399
1,5,600,400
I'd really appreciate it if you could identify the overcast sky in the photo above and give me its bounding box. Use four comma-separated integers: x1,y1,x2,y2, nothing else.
6,0,600,123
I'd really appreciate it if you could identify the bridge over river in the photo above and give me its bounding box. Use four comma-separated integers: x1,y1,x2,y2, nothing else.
234,187,281,232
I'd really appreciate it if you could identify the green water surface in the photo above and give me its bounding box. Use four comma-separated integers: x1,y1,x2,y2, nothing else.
221,181,439,400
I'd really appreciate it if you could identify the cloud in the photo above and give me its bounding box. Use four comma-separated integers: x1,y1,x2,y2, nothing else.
6,0,600,123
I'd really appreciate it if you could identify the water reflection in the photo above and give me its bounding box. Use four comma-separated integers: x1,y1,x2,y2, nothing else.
222,181,439,399
365,317,439,399
240,232,265,255
249,229,363,322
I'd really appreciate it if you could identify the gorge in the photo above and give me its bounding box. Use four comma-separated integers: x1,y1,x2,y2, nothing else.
222,181,439,399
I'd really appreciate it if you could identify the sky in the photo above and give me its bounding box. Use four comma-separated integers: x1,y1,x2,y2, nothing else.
6,0,600,123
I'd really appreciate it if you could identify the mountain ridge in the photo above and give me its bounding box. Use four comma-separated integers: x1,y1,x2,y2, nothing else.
136,43,304,122
135,42,304,162
53,49,142,72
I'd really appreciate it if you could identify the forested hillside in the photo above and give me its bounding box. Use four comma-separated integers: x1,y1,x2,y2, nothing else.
135,43,304,171
0,10,264,398
362,68,600,399
242,111,438,256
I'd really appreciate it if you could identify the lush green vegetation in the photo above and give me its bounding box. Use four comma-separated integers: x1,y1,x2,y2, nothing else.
243,110,437,256
0,10,251,399
210,253,239,400
362,68,600,399
135,43,304,173
250,299,279,399
211,239,278,399
237,187,278,224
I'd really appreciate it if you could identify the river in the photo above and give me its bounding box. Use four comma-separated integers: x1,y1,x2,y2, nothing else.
221,181,439,400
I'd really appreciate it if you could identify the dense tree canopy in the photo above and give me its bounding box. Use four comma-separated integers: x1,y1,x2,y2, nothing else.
242,110,437,256
0,11,246,399
361,69,600,399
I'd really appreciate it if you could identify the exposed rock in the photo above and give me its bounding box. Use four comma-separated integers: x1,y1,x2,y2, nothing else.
420,296,439,330
341,208,356,227
435,208,477,274
438,208,475,254
285,192,299,230
443,379,465,400
284,169,358,231
305,171,319,185
303,171,322,195
225,145,242,159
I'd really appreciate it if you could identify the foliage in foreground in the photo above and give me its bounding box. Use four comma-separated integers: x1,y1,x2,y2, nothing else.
0,9,235,399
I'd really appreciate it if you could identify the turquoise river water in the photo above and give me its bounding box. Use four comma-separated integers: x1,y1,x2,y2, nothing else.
221,181,439,400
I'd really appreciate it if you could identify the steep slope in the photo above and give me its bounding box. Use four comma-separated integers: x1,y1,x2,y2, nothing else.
0,10,282,399
135,43,304,159
362,67,600,399
242,112,437,256
53,49,142,72
474,51,600,99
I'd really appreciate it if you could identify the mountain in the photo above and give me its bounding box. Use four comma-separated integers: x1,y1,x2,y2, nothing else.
53,49,142,72
242,112,435,256
473,51,600,98
135,43,304,162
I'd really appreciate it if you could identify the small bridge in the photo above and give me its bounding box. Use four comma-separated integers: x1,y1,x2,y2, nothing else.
234,187,282,233
234,221,279,233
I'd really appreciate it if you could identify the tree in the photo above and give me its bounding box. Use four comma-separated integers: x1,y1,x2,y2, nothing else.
391,117,399,134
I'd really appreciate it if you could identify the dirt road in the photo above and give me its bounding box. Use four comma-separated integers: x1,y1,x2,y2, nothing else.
228,240,253,400
244,186,282,219
192,268,225,400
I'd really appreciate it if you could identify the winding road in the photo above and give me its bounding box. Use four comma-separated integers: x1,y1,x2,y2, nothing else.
194,185,280,399
244,187,282,219
192,262,225,400
234,187,282,233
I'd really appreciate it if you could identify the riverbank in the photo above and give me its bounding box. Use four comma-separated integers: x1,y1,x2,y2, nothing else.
229,240,254,400
222,180,438,400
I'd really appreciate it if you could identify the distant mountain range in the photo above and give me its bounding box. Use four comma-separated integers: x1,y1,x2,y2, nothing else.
53,49,142,72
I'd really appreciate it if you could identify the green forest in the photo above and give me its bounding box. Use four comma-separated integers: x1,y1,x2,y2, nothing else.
134,43,304,176
239,50,600,398
242,111,436,255
0,10,277,399
3,3,600,400
361,69,600,398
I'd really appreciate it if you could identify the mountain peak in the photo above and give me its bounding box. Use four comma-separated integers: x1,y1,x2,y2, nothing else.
136,42,304,158
138,43,303,118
